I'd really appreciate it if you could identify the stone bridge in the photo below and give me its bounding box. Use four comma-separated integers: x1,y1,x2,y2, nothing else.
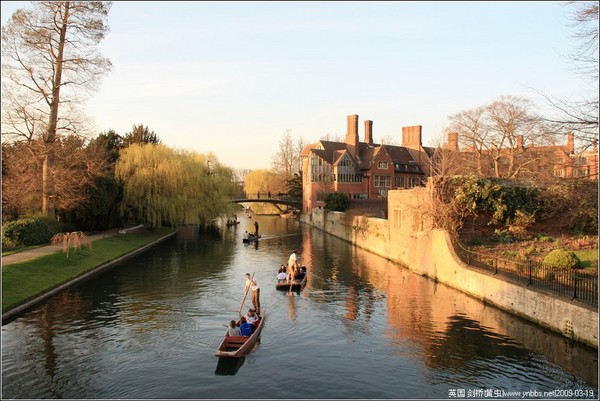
231,194,302,211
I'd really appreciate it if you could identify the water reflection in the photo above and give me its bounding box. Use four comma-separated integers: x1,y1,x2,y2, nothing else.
303,223,598,390
2,216,597,399
214,356,245,376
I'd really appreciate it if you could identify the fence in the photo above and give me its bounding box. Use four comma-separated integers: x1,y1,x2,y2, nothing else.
451,238,598,306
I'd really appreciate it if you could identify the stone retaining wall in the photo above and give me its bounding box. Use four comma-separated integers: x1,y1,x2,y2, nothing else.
300,188,598,349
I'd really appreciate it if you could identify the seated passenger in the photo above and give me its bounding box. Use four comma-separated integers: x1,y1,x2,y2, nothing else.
245,308,259,329
225,319,241,337
239,316,252,336
277,270,289,281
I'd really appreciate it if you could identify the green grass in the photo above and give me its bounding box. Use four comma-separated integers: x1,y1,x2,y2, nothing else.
573,249,599,269
2,227,175,313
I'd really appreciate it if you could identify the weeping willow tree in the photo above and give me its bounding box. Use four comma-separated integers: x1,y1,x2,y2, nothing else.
115,143,238,227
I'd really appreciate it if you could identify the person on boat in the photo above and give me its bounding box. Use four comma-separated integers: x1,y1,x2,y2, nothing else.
245,308,259,330
243,231,250,240
254,220,259,236
239,316,252,336
244,273,261,312
225,320,241,336
277,269,288,282
288,250,297,270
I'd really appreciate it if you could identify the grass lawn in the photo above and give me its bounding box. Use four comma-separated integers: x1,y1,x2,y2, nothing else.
2,227,175,313
573,249,599,269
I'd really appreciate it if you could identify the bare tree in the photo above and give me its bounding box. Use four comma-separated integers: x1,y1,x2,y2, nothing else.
567,1,599,81
486,96,542,178
426,140,470,235
271,129,303,181
1,1,112,218
539,1,598,147
446,96,549,179
446,105,488,176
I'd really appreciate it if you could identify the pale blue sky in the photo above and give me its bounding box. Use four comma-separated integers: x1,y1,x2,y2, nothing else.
1,1,591,169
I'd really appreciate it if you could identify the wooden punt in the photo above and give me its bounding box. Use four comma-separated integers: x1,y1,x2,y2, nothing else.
215,310,265,358
276,267,307,291
242,234,261,243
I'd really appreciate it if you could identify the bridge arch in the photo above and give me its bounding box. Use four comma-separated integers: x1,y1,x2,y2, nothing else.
230,194,302,211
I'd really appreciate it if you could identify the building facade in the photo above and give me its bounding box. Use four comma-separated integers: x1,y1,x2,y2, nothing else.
444,132,599,181
300,114,434,213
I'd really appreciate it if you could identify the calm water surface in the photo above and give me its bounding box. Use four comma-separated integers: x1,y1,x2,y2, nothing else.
1,215,598,399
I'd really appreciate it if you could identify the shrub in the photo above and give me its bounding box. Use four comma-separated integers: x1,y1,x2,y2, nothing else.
507,210,535,238
543,249,581,269
544,270,556,281
535,234,554,243
491,229,512,243
1,216,63,247
324,192,349,212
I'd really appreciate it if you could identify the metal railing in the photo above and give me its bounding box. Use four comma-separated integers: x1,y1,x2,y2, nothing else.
451,238,598,306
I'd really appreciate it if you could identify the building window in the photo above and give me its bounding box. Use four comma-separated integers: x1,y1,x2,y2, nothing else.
407,177,421,188
336,154,362,182
395,176,405,188
377,161,388,169
311,153,332,182
374,175,391,187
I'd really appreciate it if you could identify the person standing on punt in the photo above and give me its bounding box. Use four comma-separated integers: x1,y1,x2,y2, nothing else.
254,220,259,236
287,250,299,278
244,273,261,313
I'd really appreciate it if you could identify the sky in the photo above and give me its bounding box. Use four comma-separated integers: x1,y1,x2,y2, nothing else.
0,1,593,170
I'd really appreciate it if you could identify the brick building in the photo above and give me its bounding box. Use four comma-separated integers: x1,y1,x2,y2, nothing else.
444,132,599,181
300,114,435,213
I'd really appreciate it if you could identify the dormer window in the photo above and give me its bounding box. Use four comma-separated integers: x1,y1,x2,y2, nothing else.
378,161,388,169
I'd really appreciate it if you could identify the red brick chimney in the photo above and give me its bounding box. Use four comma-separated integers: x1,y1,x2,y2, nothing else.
402,125,422,150
447,132,459,151
365,120,373,145
516,135,524,149
566,132,574,154
593,138,598,153
346,114,359,158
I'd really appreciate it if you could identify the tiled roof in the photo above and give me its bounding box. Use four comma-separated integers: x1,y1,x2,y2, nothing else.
305,139,425,174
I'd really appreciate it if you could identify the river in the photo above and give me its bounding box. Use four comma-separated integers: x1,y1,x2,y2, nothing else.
1,214,597,399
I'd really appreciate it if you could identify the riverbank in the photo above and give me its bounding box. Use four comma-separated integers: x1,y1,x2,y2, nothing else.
300,187,598,349
2,227,177,322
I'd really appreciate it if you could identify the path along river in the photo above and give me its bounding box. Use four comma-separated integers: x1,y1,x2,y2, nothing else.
1,214,597,399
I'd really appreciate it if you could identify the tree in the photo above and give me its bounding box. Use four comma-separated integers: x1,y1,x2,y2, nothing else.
539,2,598,147
485,96,541,178
122,124,161,146
285,172,303,198
271,129,304,182
566,1,598,82
115,144,237,228
88,129,123,164
1,1,112,219
446,96,548,179
2,135,111,220
243,169,285,197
